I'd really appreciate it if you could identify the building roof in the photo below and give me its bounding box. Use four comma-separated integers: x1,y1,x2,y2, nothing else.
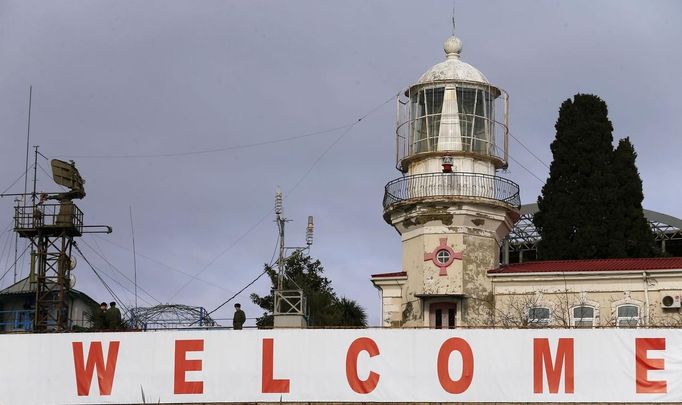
489,257,682,275
416,35,489,85
0,277,98,307
0,277,34,294
371,271,407,279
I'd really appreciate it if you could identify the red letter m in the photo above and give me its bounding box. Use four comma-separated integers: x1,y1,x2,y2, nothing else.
533,338,574,394
72,341,120,396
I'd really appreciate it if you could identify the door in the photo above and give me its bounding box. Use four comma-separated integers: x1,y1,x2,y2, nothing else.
430,302,457,329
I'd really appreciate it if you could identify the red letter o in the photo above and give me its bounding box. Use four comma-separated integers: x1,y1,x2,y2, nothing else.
437,337,474,394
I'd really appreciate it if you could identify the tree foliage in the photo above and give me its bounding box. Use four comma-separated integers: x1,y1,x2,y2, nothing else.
612,137,657,257
250,251,367,328
534,94,656,260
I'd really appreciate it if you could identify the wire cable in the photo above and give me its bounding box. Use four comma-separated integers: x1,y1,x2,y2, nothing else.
204,269,268,320
73,242,132,313
167,208,274,301
166,93,396,302
508,131,550,169
55,125,353,159
506,153,546,184
1,168,30,195
192,234,280,326
80,238,161,305
92,234,232,293
0,243,31,285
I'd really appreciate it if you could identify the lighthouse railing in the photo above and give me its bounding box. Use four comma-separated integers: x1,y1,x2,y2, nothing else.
383,172,520,210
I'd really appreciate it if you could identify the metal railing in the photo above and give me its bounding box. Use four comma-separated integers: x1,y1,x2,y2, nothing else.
0,310,33,331
274,290,306,316
14,202,83,234
383,172,520,210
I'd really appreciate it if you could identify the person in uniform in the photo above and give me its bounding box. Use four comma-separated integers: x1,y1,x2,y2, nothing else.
105,301,122,330
233,303,246,330
93,302,108,330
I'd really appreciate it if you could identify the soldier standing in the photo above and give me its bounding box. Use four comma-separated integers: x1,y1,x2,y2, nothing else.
106,301,122,330
233,303,246,330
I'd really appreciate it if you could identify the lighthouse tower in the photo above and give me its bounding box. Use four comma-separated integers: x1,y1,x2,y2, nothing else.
372,35,520,327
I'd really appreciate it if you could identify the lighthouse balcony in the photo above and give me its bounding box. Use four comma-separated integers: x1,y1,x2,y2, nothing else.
383,172,520,210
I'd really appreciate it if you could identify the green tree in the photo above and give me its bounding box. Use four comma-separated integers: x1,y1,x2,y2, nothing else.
612,137,657,257
535,94,620,259
250,251,367,328
331,297,367,327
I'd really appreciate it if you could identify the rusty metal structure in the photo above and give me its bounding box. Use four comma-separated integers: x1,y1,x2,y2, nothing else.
9,150,110,331
129,304,217,330
503,203,682,264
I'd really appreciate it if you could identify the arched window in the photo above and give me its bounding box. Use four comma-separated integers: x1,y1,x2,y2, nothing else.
617,305,640,328
572,305,595,328
528,307,550,327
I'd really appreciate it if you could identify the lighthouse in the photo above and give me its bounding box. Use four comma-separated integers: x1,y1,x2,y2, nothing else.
372,35,520,328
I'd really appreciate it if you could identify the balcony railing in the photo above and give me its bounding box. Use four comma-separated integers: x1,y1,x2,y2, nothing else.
383,172,520,210
14,202,84,236
0,310,33,332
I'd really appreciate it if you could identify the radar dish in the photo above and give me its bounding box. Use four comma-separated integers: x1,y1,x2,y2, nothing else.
51,159,86,198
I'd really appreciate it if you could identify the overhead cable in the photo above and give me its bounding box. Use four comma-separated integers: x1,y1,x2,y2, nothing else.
55,125,353,159
92,234,232,293
81,238,161,305
0,243,30,284
166,93,396,301
74,242,133,313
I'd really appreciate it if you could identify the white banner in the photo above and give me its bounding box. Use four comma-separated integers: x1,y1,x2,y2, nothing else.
1,329,682,404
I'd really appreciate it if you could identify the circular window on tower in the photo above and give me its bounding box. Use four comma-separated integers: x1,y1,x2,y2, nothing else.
436,249,451,265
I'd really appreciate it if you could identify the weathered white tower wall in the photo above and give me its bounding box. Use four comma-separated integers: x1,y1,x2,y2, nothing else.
373,35,520,328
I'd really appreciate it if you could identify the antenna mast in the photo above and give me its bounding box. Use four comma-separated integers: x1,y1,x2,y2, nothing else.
272,188,314,328
130,206,138,310
275,188,285,292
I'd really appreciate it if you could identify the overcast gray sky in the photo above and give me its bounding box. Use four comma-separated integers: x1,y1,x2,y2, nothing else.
1,0,681,326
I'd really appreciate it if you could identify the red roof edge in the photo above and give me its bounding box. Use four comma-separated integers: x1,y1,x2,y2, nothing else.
489,257,682,274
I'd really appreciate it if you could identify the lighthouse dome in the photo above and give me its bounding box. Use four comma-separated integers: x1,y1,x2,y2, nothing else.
416,35,489,84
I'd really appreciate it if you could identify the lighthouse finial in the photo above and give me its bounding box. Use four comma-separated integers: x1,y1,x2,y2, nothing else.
451,0,456,35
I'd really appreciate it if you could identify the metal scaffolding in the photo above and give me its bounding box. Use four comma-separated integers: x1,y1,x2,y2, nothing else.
129,304,217,330
503,203,682,263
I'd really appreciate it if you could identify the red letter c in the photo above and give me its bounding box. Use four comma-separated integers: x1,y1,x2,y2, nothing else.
346,337,380,394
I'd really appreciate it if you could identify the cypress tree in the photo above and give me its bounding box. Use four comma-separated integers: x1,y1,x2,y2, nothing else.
534,94,621,259
612,137,657,257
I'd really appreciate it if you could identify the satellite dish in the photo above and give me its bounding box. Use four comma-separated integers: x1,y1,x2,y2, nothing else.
69,274,76,288
69,255,77,270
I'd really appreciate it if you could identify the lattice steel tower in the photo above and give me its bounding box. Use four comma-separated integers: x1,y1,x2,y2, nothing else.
13,157,109,331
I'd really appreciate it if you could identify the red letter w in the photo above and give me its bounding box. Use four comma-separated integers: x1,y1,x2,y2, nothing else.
72,341,120,396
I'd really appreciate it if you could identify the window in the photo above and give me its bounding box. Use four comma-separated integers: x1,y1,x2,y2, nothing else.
617,305,639,328
436,249,450,265
528,307,550,327
572,305,595,328
409,87,445,154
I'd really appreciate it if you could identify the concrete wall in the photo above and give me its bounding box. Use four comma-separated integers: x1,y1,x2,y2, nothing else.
491,271,682,327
